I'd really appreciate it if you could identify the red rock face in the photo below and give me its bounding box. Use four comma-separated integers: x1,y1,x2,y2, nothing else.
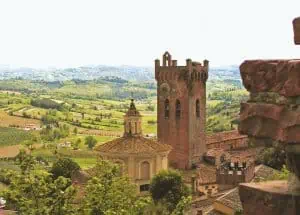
293,17,300,45
239,102,300,143
240,60,300,97
239,181,300,215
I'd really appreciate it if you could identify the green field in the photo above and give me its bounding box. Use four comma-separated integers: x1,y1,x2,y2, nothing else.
0,127,34,146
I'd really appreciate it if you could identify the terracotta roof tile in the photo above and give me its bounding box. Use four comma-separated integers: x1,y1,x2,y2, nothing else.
207,130,247,145
95,136,172,154
215,188,243,211
197,163,217,184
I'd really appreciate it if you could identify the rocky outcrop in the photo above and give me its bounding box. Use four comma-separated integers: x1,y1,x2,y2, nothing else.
239,60,300,143
238,17,300,215
239,181,300,215
239,102,300,143
240,60,300,97
294,17,300,45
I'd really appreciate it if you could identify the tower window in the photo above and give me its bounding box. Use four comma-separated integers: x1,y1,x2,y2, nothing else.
164,99,170,118
176,100,181,119
196,99,200,118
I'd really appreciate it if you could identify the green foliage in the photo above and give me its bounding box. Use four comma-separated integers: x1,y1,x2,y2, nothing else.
256,142,286,170
50,157,80,179
1,155,76,215
31,98,63,110
73,127,78,134
40,124,70,141
171,196,192,215
269,165,290,180
235,209,243,215
80,160,150,215
85,136,97,149
149,170,190,213
72,138,81,150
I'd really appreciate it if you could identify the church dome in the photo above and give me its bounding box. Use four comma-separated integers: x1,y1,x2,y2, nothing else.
95,136,172,155
95,99,172,156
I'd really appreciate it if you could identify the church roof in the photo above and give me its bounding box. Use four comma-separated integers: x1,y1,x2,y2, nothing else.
95,136,172,155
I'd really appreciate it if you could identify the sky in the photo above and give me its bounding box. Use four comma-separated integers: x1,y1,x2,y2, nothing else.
0,0,299,68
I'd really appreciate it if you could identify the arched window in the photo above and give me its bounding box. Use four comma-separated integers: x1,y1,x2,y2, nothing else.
176,100,181,119
140,161,150,180
196,99,200,118
164,99,170,118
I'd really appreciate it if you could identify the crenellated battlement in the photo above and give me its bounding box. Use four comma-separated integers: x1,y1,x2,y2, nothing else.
216,161,255,185
155,51,209,84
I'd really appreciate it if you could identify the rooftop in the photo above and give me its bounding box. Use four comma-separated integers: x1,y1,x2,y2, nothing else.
95,136,172,155
215,188,243,212
197,163,217,185
207,130,247,145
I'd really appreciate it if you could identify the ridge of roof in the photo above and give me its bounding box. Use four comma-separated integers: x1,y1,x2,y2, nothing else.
95,136,172,154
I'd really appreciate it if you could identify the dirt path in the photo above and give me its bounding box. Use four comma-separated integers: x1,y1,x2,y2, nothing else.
0,144,42,158
79,129,122,137
0,145,21,158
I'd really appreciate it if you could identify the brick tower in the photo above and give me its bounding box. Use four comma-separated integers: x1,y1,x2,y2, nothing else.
155,52,209,169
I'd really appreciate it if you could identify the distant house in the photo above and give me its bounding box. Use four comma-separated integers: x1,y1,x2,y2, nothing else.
206,130,248,150
24,124,41,131
195,163,219,197
58,141,72,148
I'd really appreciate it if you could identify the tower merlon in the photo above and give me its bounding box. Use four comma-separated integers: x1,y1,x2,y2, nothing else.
172,60,177,66
155,59,160,68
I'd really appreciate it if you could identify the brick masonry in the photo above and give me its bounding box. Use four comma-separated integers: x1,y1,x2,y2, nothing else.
155,52,208,169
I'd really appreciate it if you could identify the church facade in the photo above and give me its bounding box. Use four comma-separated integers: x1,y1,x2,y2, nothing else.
155,52,209,169
95,99,172,192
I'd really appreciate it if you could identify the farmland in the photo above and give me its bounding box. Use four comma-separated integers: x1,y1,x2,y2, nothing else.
0,69,248,169
0,127,34,146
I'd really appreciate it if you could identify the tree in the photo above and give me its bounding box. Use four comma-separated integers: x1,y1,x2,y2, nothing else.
50,157,80,179
256,142,286,170
80,160,151,215
73,127,78,134
149,170,190,213
1,155,76,215
171,196,192,215
72,138,81,150
85,136,97,149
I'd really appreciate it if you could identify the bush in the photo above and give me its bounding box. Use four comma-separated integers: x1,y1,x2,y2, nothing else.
150,170,190,213
50,157,80,179
85,136,97,149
